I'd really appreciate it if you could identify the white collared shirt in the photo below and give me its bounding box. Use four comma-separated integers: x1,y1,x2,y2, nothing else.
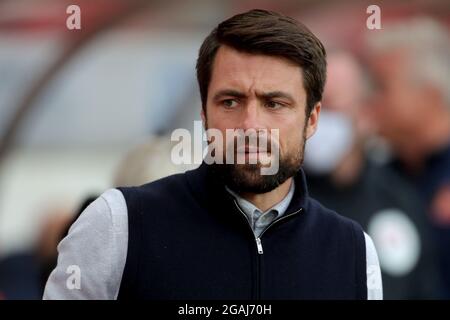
225,181,296,238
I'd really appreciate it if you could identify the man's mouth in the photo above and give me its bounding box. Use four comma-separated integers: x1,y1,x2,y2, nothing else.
233,147,271,165
236,146,271,154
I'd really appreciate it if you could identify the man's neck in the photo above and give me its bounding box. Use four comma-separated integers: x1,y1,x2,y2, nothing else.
239,177,293,212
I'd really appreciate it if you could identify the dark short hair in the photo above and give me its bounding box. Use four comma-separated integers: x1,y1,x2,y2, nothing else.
196,9,327,116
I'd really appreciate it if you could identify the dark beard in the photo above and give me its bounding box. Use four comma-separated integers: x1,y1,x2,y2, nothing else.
210,134,306,194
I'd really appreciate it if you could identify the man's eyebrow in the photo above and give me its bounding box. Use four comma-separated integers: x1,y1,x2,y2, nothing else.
212,89,296,103
256,91,295,103
212,89,247,101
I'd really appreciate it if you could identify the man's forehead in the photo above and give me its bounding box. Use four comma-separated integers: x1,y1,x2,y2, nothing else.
210,45,304,96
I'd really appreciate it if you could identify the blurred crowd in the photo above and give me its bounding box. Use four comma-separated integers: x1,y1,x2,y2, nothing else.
306,17,450,297
0,0,449,299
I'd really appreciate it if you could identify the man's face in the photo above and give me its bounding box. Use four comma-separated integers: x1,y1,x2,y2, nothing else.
201,45,319,193
368,49,429,148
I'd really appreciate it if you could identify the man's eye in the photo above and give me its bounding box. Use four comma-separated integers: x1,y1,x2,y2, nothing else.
266,101,284,109
222,99,238,108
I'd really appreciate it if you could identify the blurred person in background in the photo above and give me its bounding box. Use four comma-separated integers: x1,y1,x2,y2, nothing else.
366,17,450,298
304,51,438,299
0,206,73,300
113,135,197,188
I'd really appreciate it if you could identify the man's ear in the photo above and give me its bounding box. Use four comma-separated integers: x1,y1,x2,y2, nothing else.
306,102,321,139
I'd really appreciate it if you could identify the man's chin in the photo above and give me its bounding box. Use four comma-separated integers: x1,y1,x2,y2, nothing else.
222,164,282,194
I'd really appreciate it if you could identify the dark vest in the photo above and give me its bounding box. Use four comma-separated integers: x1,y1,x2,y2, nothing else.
117,163,367,299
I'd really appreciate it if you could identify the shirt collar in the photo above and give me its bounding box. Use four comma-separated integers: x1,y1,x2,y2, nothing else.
185,162,310,218
225,180,296,219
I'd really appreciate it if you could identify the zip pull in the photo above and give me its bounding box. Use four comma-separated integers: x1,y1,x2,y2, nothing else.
255,237,264,254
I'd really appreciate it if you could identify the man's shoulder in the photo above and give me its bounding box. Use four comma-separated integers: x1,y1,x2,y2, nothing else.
116,166,205,208
307,196,365,235
118,171,189,198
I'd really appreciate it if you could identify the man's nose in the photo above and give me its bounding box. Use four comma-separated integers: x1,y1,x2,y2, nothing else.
239,100,264,131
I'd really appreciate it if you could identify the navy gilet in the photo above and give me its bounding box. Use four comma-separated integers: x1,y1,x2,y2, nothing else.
117,163,367,299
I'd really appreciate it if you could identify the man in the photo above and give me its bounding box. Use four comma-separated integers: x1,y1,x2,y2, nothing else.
44,9,382,300
366,17,450,298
